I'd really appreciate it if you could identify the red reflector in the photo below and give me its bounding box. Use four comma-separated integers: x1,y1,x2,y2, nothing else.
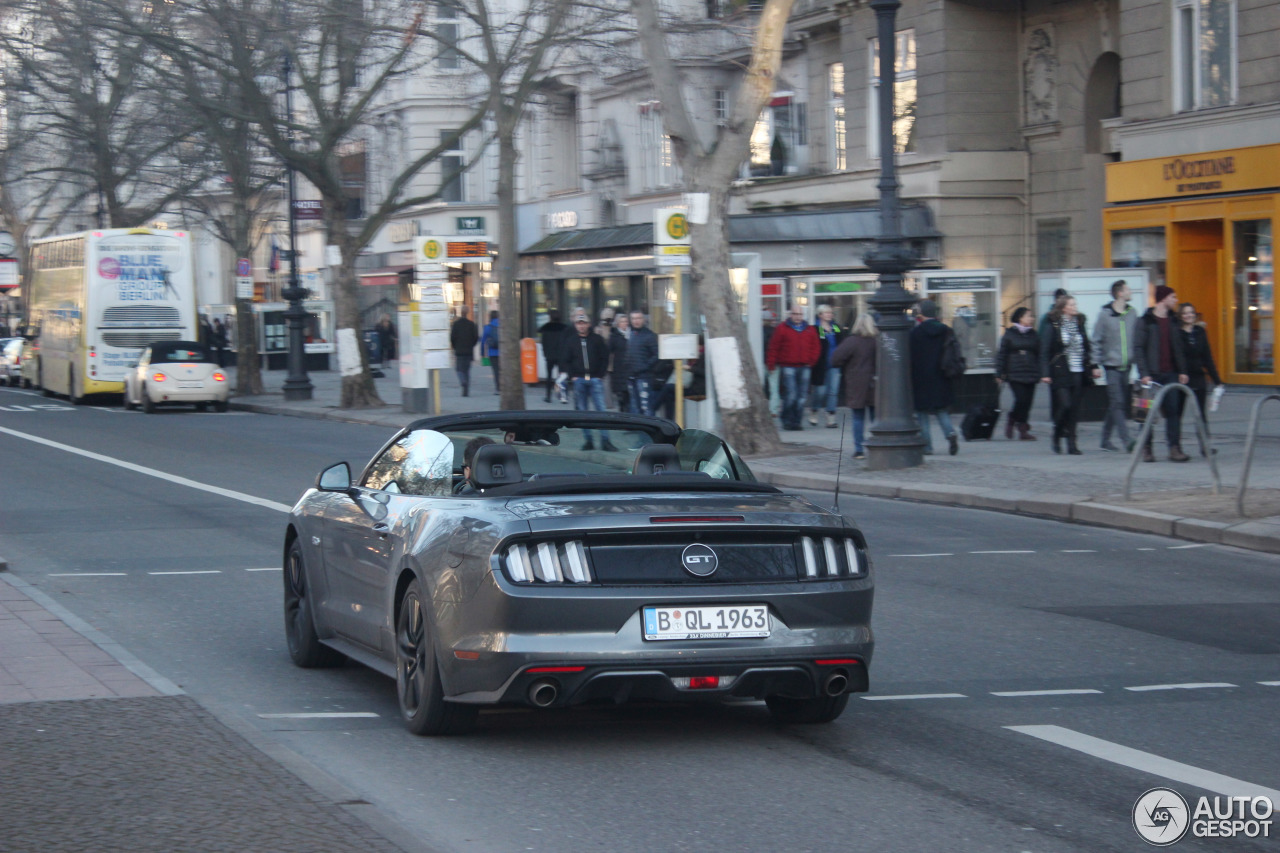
650,516,745,524
689,676,720,690
526,666,585,674
815,659,859,666
453,650,480,660
152,373,166,382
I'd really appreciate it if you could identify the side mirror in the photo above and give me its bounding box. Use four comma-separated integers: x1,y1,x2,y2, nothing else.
316,462,352,492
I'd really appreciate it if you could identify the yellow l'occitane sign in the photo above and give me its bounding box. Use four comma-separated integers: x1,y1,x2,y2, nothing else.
1107,144,1280,203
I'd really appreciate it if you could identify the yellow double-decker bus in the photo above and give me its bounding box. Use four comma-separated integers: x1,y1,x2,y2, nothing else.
26,228,197,402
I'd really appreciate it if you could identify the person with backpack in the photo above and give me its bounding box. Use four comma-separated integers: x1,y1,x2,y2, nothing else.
995,307,1040,440
1040,295,1100,455
479,310,500,394
909,299,961,455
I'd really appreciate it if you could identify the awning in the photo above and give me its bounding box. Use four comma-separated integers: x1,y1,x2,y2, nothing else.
358,265,413,286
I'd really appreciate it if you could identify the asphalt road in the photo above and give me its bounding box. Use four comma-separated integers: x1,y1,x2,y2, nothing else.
2,386,1278,853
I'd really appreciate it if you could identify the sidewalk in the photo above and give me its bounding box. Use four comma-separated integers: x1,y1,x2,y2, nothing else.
0,569,425,853
224,361,1280,554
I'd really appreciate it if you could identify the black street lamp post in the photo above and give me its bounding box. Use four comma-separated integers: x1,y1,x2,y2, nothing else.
280,50,313,402
863,0,924,470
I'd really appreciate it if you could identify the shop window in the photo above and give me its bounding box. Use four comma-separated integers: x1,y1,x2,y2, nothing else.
1174,0,1235,111
868,29,917,159
828,63,846,171
1233,220,1273,374
1111,227,1167,286
1036,219,1072,270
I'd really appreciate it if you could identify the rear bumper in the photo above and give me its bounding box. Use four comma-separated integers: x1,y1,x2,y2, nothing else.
146,385,228,403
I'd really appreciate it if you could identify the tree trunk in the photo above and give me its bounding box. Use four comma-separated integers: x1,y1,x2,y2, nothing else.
331,241,382,408
688,180,782,456
232,230,264,395
495,103,526,411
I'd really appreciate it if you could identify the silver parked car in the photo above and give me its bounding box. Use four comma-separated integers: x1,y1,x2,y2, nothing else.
284,411,875,735
0,337,22,385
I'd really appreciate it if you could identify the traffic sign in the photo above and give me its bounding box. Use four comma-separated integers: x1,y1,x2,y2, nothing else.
236,257,251,277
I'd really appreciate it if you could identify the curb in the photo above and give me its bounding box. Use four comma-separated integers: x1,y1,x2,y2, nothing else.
754,472,1280,555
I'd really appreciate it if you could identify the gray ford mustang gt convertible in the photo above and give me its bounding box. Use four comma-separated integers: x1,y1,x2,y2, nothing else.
283,411,874,735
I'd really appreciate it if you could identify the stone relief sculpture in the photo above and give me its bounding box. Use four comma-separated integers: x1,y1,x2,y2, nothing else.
1024,25,1059,126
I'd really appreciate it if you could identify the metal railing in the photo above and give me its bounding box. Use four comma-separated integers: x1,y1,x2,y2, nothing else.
1235,394,1280,517
1123,382,1221,500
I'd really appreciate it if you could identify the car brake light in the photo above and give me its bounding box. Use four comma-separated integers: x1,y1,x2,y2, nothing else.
153,373,166,382
213,372,226,382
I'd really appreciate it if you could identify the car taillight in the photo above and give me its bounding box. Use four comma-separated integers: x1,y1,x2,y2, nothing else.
152,373,167,382
798,536,866,579
672,675,736,690
213,372,226,382
502,540,592,584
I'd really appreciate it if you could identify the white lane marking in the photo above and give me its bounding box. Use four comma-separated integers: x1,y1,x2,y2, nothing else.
1259,681,1280,687
48,572,128,577
885,553,954,558
245,567,283,572
1060,549,1097,553
1125,682,1236,692
257,706,378,712
0,425,293,513
861,693,967,701
992,688,1103,697
970,550,1036,554
148,570,222,576
1137,547,1157,551
1168,543,1212,549
1007,725,1280,801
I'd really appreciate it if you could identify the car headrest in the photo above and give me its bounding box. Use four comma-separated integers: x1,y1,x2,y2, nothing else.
632,443,681,475
471,443,522,489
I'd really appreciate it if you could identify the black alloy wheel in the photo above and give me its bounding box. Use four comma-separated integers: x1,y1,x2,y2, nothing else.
395,579,477,736
765,693,849,725
283,540,344,668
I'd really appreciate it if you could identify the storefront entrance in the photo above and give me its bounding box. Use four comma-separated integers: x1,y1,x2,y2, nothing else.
1173,219,1223,361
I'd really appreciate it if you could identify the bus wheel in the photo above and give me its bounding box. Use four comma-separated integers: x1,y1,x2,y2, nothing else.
69,369,85,405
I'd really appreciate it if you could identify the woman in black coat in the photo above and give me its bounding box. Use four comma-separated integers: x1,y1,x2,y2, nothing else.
1039,296,1100,455
995,306,1040,441
1177,302,1223,444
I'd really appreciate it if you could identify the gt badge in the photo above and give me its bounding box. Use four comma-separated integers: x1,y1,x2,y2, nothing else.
681,543,718,577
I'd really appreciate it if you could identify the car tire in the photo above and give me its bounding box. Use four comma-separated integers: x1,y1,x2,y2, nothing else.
283,540,344,668
195,402,207,412
395,579,478,736
122,384,135,410
765,693,849,725
213,399,228,413
141,386,155,414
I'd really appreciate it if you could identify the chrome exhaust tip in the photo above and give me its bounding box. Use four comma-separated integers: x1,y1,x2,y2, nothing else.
528,679,559,708
823,672,849,697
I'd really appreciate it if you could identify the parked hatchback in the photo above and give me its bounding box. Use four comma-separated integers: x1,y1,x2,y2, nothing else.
122,340,228,413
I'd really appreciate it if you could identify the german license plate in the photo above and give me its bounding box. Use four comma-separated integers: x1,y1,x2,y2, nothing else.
178,381,203,389
643,604,769,641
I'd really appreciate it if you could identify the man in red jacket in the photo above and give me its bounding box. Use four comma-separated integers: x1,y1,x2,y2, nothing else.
765,305,820,430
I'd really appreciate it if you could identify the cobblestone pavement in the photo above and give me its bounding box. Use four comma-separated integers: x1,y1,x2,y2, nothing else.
0,576,417,853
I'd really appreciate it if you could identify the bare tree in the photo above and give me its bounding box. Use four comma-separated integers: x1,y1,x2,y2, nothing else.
630,0,792,454
126,0,487,408
0,0,209,231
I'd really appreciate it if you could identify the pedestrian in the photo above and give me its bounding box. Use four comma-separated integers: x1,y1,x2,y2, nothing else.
1091,280,1140,452
450,305,479,397
909,299,961,455
211,318,228,367
761,309,778,412
765,304,820,431
594,307,616,342
375,313,397,368
807,304,844,428
1177,301,1222,455
199,314,214,347
830,312,877,460
537,309,567,403
1038,287,1070,427
1039,295,1100,455
480,310,501,394
560,309,617,451
609,312,630,411
623,310,659,416
1134,285,1190,462
994,307,1040,441
655,342,705,422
